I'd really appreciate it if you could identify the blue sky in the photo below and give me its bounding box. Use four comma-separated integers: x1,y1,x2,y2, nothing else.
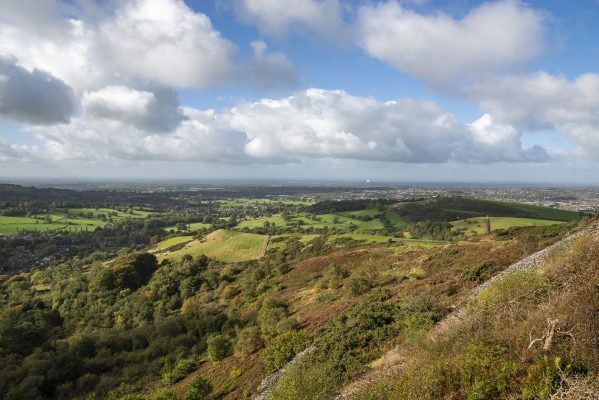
0,0,598,182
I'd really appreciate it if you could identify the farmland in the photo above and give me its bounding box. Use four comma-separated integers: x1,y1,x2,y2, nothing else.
158,229,269,262
154,235,194,250
236,209,407,232
0,207,152,235
451,216,563,236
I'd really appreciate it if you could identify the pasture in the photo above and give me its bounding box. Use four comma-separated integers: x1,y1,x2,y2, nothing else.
237,209,407,232
451,216,563,236
0,207,151,235
165,221,212,232
160,229,269,262
154,235,194,250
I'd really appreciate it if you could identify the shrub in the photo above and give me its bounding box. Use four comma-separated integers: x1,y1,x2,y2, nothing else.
261,331,311,373
206,335,232,361
316,263,349,290
184,377,212,400
162,359,197,385
269,361,338,400
234,326,263,357
258,299,298,337
521,356,569,400
461,262,493,283
344,269,377,297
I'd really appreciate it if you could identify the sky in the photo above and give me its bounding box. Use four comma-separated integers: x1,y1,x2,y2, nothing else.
0,0,599,183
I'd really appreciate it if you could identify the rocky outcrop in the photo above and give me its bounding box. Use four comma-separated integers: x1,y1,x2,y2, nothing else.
254,345,316,400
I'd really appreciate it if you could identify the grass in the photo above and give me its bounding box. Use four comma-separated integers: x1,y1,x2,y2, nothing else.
268,234,321,250
66,207,151,220
394,197,580,223
0,207,152,235
0,216,70,234
165,222,212,232
218,198,313,207
451,216,563,236
161,229,269,262
155,236,194,250
331,234,444,248
237,209,408,232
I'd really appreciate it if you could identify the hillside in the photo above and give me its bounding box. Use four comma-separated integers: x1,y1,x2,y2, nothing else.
0,195,595,400
268,221,599,400
393,197,580,223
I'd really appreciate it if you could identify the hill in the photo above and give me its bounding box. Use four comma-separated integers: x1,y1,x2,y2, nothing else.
393,196,580,223
0,197,595,400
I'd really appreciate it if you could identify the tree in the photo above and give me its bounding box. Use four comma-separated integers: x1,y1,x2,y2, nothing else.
207,335,232,361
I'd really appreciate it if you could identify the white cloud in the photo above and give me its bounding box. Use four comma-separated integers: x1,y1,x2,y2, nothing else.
19,88,544,165
234,0,349,44
83,85,185,132
226,89,545,163
25,107,247,163
356,0,545,86
0,0,238,91
0,57,77,124
100,0,236,88
470,72,599,159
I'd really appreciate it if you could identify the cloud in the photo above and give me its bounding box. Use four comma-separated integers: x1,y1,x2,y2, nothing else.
234,0,349,44
244,41,298,90
0,0,238,91
25,107,248,163
225,89,545,163
20,88,544,165
100,0,237,88
83,85,185,132
356,0,545,86
470,72,599,159
0,57,77,124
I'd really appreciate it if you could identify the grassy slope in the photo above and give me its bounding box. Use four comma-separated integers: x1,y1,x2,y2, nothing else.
165,222,212,232
161,229,269,262
451,216,563,235
395,197,579,223
154,236,194,250
348,224,598,400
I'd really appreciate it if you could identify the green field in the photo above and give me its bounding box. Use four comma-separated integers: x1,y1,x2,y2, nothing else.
0,207,152,235
160,229,269,262
218,198,313,207
66,207,151,220
332,233,443,247
237,209,407,232
451,216,563,235
394,197,580,223
0,216,71,234
154,235,194,250
165,221,212,232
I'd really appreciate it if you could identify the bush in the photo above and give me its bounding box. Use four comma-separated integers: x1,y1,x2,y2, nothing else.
163,359,197,385
269,361,338,400
261,331,311,373
207,335,232,361
258,299,298,337
344,269,377,297
521,356,569,400
184,377,212,400
234,326,263,357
